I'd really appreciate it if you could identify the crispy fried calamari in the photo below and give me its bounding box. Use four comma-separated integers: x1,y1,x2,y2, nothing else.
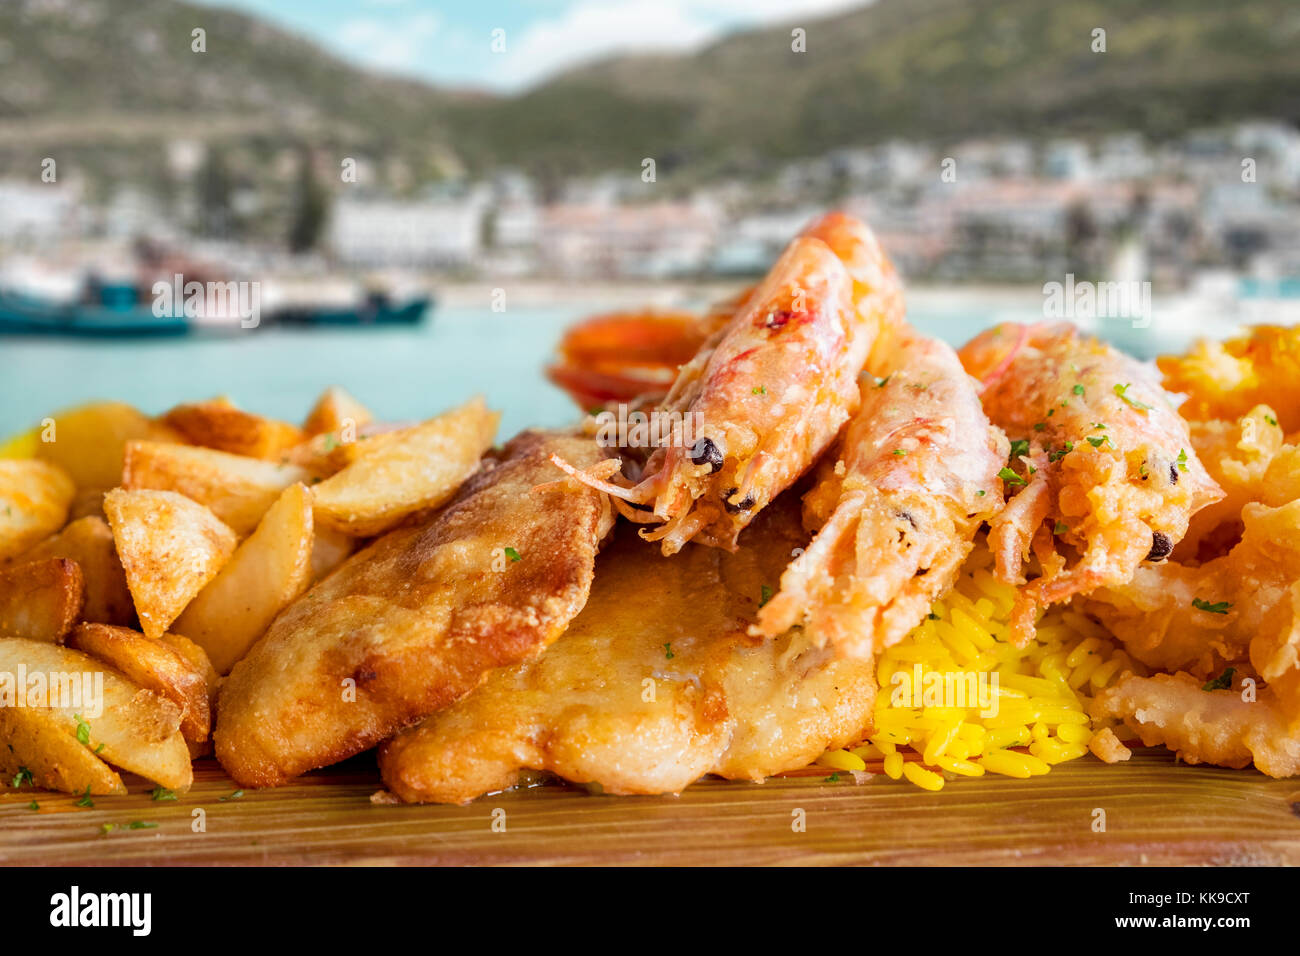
1177,404,1300,561
214,431,616,787
378,496,877,804
1083,500,1300,720
1093,672,1300,778
1159,324,1300,427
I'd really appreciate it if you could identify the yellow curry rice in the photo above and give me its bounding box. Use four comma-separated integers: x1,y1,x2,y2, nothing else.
818,545,1142,790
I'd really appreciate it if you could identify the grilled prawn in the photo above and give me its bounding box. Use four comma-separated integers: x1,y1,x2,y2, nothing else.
959,322,1223,644
753,328,1007,658
554,212,904,554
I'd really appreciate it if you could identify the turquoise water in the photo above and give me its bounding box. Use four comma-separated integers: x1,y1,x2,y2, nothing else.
0,304,1020,439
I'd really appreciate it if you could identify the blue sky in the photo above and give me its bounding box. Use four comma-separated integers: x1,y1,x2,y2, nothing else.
192,0,866,92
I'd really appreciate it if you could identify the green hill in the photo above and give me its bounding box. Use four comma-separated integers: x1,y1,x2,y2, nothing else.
1,0,1296,191
461,0,1300,175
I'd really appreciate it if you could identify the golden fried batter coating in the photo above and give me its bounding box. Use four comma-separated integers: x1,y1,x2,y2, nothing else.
1083,500,1300,722
1160,324,1300,427
378,496,877,804
1094,672,1300,778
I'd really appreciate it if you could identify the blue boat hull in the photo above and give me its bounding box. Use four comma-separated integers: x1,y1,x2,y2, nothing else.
0,291,189,337
0,291,434,336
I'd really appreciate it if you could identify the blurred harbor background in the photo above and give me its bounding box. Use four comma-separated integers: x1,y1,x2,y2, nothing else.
2,0,1300,433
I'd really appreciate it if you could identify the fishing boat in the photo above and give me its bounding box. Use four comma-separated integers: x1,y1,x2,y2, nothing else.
0,272,434,337
0,283,189,337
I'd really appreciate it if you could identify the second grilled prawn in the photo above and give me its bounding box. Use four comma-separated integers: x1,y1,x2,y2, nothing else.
753,328,1007,657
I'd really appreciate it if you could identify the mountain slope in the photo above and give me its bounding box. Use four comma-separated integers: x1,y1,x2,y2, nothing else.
458,0,1300,174
1,0,1297,187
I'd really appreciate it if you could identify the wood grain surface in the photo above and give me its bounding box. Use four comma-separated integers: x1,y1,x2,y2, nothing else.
2,750,1298,866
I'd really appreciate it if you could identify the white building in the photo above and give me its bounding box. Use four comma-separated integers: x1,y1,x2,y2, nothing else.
327,188,489,267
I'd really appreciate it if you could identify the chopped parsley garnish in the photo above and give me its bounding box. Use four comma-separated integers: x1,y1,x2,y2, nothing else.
1048,442,1074,463
663,643,674,659
752,385,767,395
100,824,117,835
875,375,891,388
1266,415,1279,427
73,714,90,746
1072,384,1085,396
1008,439,1030,459
27,800,38,811
997,467,1025,486
151,787,177,802
760,585,774,606
75,787,94,808
1176,449,1189,471
1086,435,1110,448
1033,422,1047,431
323,433,339,451
11,767,32,788
1113,383,1152,411
976,490,986,496
1091,422,1107,430
504,547,521,562
94,743,105,754
128,821,159,830
219,790,244,802
1139,463,1149,476
824,773,841,783
1192,598,1232,615
1053,521,1068,535
1202,667,1236,692
892,448,906,456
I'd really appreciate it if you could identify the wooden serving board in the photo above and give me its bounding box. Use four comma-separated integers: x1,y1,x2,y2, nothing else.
3,750,1297,866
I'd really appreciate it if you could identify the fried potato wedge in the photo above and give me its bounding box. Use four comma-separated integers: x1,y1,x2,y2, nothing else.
0,638,192,790
20,516,134,626
160,632,219,710
174,483,314,675
163,398,304,461
302,386,373,438
33,401,181,490
67,623,211,743
379,495,877,804
309,523,354,582
0,459,75,560
286,422,409,478
123,440,310,536
0,558,84,642
104,489,237,641
215,430,615,788
0,704,126,796
67,487,107,522
310,397,499,536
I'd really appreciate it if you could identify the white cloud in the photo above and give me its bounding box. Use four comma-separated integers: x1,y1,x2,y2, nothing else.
336,12,439,74
491,0,869,91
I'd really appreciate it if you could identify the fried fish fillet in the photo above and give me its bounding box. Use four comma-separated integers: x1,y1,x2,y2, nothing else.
214,431,615,787
378,495,877,804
